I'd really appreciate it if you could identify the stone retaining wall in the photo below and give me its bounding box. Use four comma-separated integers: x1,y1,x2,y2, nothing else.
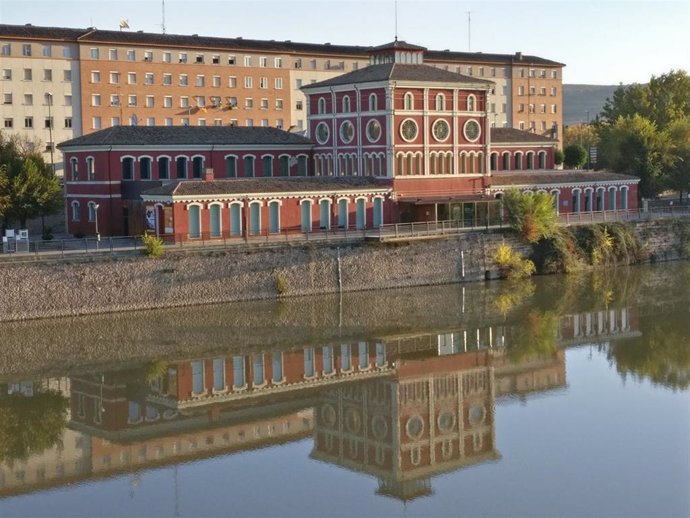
0,220,684,322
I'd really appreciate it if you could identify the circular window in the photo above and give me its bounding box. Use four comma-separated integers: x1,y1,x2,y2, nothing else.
371,415,388,440
405,415,424,440
468,403,486,427
437,411,456,433
315,122,329,145
345,408,362,433
463,119,481,142
366,119,382,143
321,403,336,428
340,120,355,143
400,119,418,142
432,119,450,142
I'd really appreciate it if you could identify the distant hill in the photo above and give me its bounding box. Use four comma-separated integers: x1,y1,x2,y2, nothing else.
563,84,620,127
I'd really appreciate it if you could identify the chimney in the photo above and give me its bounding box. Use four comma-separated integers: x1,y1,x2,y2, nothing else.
515,51,523,60
204,167,214,182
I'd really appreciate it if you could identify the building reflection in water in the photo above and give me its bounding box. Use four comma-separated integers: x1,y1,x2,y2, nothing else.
0,305,638,499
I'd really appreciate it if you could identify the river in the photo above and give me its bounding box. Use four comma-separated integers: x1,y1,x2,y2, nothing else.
0,263,688,517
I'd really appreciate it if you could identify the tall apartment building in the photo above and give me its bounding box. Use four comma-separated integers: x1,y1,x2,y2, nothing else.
0,24,564,173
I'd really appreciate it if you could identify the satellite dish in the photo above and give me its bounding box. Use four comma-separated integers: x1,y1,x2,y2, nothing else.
119,19,130,29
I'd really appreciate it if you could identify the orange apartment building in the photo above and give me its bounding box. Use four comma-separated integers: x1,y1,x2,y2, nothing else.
0,24,564,173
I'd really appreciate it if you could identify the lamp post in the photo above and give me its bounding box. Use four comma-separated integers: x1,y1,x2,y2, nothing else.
94,203,100,245
46,92,55,175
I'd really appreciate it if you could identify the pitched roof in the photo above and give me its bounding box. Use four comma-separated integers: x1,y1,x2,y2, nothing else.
302,63,493,89
370,40,427,52
0,24,563,66
142,177,391,198
58,126,312,148
491,127,556,143
489,170,640,187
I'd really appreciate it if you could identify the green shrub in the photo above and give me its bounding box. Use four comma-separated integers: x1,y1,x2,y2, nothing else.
142,232,164,258
275,270,289,295
531,227,584,274
575,223,645,266
503,189,558,243
493,243,536,280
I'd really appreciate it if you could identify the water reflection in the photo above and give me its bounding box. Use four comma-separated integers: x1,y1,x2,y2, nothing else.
0,264,688,506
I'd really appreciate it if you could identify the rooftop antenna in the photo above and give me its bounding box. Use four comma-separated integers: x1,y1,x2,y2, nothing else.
161,0,166,34
467,11,471,51
394,0,398,41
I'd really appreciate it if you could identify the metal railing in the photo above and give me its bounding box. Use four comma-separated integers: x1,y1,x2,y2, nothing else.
1,206,688,262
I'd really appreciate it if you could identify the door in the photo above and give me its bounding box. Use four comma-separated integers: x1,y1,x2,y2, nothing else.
230,204,242,236
188,205,201,238
338,199,348,229
373,198,383,228
319,200,330,230
355,199,366,230
301,202,312,232
249,203,261,235
209,204,221,237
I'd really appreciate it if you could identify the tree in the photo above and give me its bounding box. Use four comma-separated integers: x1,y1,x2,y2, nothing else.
600,70,690,130
502,188,558,243
0,389,69,463
563,144,587,169
597,115,674,198
554,148,564,166
0,130,63,229
664,117,690,200
7,158,63,228
564,123,599,150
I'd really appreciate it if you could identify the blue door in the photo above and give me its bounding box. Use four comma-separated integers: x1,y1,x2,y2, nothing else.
338,199,348,229
209,204,221,237
250,203,261,235
230,204,242,236
319,200,330,230
188,205,201,238
301,202,312,232
373,198,383,228
269,202,280,233
355,199,366,230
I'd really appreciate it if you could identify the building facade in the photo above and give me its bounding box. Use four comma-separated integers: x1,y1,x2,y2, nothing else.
1,23,565,173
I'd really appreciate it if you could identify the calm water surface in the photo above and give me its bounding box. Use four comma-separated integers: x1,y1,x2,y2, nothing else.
0,264,688,518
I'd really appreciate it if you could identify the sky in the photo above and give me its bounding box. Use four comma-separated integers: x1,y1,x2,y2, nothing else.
1,0,688,85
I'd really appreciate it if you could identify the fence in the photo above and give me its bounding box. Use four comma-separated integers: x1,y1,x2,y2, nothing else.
1,206,688,262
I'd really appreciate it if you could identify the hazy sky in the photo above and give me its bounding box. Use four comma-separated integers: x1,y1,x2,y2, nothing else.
1,0,688,85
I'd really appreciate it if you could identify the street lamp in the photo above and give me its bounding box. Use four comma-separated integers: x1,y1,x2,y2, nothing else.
94,203,100,243
46,92,55,176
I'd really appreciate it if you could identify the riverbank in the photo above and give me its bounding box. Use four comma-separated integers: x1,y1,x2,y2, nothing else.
0,219,685,322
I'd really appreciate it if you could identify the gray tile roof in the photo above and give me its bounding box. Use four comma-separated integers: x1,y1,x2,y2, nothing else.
58,126,313,148
142,177,392,197
491,128,556,143
489,170,640,187
302,63,493,89
0,24,563,66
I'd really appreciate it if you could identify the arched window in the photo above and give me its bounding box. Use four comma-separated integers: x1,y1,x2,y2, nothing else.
262,156,273,177
268,201,281,233
244,155,255,177
538,151,547,169
318,97,326,114
140,157,152,180
71,201,80,222
572,189,581,213
596,187,605,211
297,155,308,176
70,157,78,181
502,152,510,170
435,93,446,111
608,187,617,211
225,156,237,178
621,186,629,210
158,156,170,179
175,156,187,179
188,205,201,239
368,93,377,111
300,200,312,232
490,153,498,171
122,156,135,180
514,153,522,170
404,92,414,110
86,157,95,181
584,188,593,212
342,95,351,113
279,155,289,176
319,199,331,230
526,152,534,170
467,94,476,111
192,156,204,179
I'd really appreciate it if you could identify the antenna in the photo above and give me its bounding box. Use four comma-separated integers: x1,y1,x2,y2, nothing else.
467,11,471,51
394,0,398,41
161,0,166,34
